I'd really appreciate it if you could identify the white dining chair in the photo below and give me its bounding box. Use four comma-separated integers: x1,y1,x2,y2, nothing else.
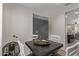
49,35,62,56
17,40,25,56
49,35,61,43
66,42,79,56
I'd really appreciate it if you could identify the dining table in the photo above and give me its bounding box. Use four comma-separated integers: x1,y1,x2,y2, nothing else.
25,40,63,56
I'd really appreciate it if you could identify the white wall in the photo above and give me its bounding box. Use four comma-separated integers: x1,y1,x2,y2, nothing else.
3,4,13,47
0,4,2,56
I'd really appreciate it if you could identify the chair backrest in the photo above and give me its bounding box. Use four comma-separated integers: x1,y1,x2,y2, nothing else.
49,35,61,43
32,35,38,39
17,40,25,56
2,42,20,56
66,42,79,56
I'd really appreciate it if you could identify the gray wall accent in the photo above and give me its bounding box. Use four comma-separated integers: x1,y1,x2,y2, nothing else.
33,14,48,21
33,17,48,39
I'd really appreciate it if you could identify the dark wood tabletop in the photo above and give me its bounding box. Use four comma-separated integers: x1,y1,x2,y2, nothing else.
25,40,63,56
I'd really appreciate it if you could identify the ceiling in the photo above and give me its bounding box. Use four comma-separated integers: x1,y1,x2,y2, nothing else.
19,3,73,13
18,3,79,17
20,3,72,7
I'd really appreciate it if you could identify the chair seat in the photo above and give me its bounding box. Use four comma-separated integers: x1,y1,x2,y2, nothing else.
66,41,79,56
